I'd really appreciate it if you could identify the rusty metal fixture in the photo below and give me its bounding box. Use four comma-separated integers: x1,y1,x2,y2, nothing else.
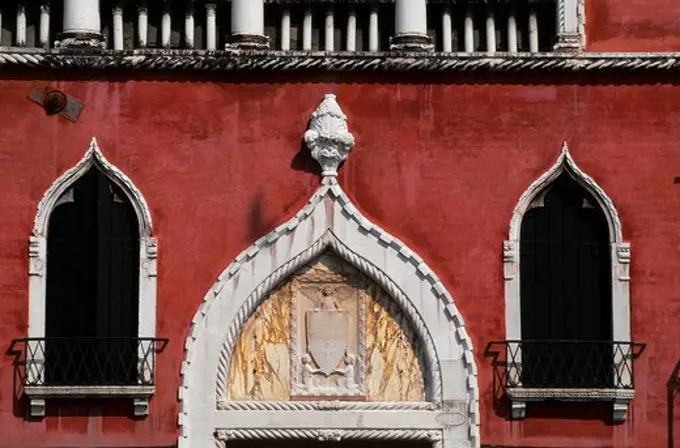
28,86,84,122
43,90,67,115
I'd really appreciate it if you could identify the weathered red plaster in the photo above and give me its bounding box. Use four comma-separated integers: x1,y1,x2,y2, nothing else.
0,72,679,447
586,0,680,51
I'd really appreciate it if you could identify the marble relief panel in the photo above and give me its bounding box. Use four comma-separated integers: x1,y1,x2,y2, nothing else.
227,252,425,402
227,284,291,400
290,254,365,397
365,284,425,401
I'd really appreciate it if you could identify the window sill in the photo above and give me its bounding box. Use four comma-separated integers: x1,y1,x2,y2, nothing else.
23,385,154,418
506,387,634,422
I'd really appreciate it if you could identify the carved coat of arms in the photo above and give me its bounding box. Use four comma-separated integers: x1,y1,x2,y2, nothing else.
307,310,348,374
290,261,365,398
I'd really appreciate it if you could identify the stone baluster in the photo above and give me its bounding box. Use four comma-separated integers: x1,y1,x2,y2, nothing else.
112,5,124,50
346,7,356,51
529,8,539,53
206,4,217,50
442,7,452,52
40,4,51,49
324,7,334,51
508,9,518,53
302,7,312,51
368,6,378,52
161,2,171,48
138,4,148,48
185,3,195,49
391,0,432,51
16,4,26,47
0,9,3,46
464,6,474,52
486,7,496,53
59,0,104,48
280,8,290,50
229,0,268,48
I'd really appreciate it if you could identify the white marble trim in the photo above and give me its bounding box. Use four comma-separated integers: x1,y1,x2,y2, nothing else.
27,138,157,412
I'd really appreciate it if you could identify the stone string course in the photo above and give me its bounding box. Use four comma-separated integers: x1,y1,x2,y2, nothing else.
1,49,680,73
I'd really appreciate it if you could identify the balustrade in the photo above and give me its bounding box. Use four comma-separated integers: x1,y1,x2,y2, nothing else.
0,1,561,53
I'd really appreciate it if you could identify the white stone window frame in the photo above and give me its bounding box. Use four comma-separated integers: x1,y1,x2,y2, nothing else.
555,0,587,51
503,142,632,423
26,137,157,418
179,95,480,448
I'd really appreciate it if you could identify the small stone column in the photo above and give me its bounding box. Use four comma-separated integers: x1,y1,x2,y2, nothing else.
280,8,291,50
346,8,356,52
58,0,104,48
554,0,581,51
112,5,123,50
368,7,378,52
391,0,433,51
138,4,148,48
206,4,217,50
40,4,51,49
229,0,268,49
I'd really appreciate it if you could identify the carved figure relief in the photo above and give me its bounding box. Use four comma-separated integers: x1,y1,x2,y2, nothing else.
227,252,425,402
290,259,365,397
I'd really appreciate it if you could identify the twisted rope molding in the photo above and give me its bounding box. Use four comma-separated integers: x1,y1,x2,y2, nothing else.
214,429,443,448
33,137,153,238
180,178,480,447
218,400,436,411
215,230,443,404
3,50,680,73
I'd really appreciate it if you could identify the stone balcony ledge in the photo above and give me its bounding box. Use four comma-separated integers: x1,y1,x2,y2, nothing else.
0,48,680,73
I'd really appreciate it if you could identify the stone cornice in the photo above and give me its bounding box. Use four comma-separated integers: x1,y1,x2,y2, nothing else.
2,48,680,74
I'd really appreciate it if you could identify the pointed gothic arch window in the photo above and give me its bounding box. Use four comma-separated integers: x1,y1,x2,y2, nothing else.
22,139,161,418
501,144,644,423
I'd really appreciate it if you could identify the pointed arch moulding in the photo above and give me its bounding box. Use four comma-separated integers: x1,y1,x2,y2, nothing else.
26,138,158,417
179,94,480,448
502,142,634,423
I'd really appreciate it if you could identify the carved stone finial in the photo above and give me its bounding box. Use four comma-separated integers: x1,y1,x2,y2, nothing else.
304,94,355,177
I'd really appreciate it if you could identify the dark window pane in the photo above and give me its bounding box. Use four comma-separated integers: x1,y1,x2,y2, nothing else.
45,168,139,385
519,172,612,388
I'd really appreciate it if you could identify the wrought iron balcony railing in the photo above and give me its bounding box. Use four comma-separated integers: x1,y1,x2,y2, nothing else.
13,337,167,392
488,339,646,390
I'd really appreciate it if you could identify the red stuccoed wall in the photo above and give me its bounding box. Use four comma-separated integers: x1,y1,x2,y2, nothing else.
587,0,680,51
1,72,680,448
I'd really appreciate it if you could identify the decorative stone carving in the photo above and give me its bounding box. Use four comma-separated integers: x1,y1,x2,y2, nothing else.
227,285,291,401
304,94,355,177
181,96,479,448
226,253,426,402
27,236,45,277
54,35,106,49
291,259,365,397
